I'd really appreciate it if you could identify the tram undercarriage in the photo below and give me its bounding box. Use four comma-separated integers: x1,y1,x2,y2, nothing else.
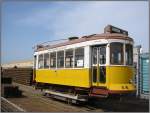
34,82,134,104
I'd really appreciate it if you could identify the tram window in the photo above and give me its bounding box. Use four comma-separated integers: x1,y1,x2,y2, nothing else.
75,48,84,67
110,42,124,65
38,54,44,69
93,48,97,64
125,44,133,65
44,53,50,68
65,49,73,68
50,52,56,68
34,55,37,69
57,51,64,68
99,47,106,64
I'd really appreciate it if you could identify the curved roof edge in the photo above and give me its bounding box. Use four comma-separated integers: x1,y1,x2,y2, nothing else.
35,33,133,52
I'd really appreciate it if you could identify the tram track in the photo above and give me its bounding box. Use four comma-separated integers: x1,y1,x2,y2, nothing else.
1,97,25,112
6,83,103,112
5,83,148,112
22,89,97,112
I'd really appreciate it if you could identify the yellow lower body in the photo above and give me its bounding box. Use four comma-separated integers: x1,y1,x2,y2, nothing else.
35,66,136,91
35,68,91,88
106,66,136,91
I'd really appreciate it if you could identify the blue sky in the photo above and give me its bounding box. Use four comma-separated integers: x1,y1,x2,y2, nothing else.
2,1,149,64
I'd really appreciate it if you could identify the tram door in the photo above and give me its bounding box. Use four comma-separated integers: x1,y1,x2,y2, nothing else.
92,45,106,86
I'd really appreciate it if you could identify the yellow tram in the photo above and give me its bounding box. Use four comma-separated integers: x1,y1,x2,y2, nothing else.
33,25,136,101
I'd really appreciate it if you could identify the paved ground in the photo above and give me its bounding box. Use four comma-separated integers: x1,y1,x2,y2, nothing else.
5,83,149,112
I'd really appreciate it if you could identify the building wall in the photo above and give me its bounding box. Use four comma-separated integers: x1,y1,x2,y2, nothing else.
133,46,141,96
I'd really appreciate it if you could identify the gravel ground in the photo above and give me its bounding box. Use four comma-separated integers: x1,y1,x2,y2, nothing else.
6,83,149,112
7,83,103,112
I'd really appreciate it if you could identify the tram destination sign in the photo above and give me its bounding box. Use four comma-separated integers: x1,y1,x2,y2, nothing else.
104,25,128,36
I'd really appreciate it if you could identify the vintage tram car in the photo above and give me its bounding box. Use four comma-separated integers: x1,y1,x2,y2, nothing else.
33,25,136,102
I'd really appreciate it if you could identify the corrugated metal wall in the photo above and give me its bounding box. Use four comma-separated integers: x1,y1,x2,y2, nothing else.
133,46,149,99
140,53,149,99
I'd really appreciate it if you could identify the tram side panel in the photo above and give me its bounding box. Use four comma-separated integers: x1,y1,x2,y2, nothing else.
35,68,91,88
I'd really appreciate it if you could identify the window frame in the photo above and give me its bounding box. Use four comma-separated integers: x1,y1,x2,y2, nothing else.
99,46,106,65
110,42,124,65
34,55,37,69
38,54,44,69
125,44,133,65
74,47,84,68
57,50,64,68
65,49,74,68
50,52,56,68
44,53,50,69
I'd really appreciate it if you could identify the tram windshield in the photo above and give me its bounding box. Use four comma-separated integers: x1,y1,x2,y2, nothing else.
125,44,133,65
110,42,124,65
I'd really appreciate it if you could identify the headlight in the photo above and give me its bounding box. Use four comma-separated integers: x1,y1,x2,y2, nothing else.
129,79,133,83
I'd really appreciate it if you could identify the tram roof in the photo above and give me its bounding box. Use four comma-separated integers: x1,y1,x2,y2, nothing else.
34,33,133,52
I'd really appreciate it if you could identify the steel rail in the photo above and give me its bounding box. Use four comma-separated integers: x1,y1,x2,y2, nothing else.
1,97,26,112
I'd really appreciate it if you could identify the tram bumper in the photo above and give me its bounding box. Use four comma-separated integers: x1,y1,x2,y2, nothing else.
108,83,136,93
89,84,136,98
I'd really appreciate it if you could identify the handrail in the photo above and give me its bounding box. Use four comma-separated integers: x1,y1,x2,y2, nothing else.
33,38,68,50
